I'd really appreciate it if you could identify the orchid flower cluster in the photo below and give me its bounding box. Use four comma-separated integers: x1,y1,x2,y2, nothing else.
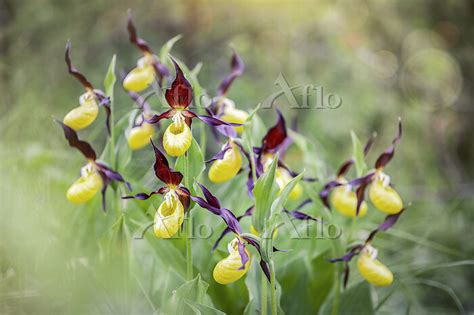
56,12,409,304
320,120,407,286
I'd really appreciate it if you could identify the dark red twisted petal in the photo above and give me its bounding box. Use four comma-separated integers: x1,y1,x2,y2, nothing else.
165,58,193,109
212,205,254,251
375,119,402,169
217,50,245,97
184,110,241,127
96,162,132,191
205,143,231,163
150,139,183,186
122,191,158,200
55,119,96,160
127,11,151,53
319,181,342,209
329,244,364,263
196,182,221,209
65,41,93,89
98,171,109,212
365,207,407,243
147,109,174,124
177,186,191,212
348,172,376,216
262,108,287,154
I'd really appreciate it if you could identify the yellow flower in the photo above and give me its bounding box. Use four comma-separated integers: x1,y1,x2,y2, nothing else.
128,122,154,150
208,144,242,183
369,173,403,214
331,185,368,217
154,197,184,239
213,238,251,285
63,91,99,131
123,55,157,92
163,120,193,157
66,165,102,203
218,99,248,134
357,246,393,286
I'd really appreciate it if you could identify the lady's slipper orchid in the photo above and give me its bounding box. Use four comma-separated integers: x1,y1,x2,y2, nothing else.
124,87,156,150
248,109,315,198
350,120,404,216
213,238,251,285
208,140,243,183
123,12,169,92
209,51,248,134
122,140,190,238
56,120,130,210
191,183,272,284
330,208,407,287
146,58,239,157
63,42,111,133
319,135,376,217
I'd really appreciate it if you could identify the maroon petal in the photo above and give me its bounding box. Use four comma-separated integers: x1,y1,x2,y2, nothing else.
349,172,376,216
190,196,221,216
122,191,158,200
96,162,132,191
196,182,221,209
336,160,355,178
278,161,317,182
283,199,323,222
55,119,96,160
319,181,342,209
177,186,191,212
343,263,350,289
150,139,183,186
98,171,109,212
217,50,245,97
206,143,231,163
65,41,93,89
127,11,151,53
375,119,402,169
212,205,254,251
185,110,240,127
212,227,231,251
262,108,287,154
99,97,112,135
147,109,174,124
165,58,193,109
329,245,364,263
365,207,407,243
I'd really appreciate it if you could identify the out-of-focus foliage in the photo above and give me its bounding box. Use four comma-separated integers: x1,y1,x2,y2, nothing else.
1,0,473,314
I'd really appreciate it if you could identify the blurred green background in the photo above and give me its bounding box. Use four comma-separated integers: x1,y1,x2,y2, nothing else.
1,0,473,314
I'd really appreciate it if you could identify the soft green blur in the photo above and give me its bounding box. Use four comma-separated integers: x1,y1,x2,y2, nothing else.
1,0,473,314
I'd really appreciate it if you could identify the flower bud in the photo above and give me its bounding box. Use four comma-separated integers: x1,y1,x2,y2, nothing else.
66,168,102,204
208,145,242,183
369,176,403,214
276,168,303,201
213,238,251,285
128,122,154,150
331,186,368,217
357,248,393,286
63,92,99,131
154,198,184,239
163,121,193,157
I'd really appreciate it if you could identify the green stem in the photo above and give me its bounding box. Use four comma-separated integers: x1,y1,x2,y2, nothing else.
261,271,268,315
184,152,193,280
269,260,278,315
330,238,342,315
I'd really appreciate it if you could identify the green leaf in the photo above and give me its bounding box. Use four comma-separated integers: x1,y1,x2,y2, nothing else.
175,139,205,195
104,54,116,99
320,281,374,315
160,35,183,63
279,252,334,314
166,274,224,315
185,301,226,315
351,130,367,177
252,155,279,232
262,172,304,260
